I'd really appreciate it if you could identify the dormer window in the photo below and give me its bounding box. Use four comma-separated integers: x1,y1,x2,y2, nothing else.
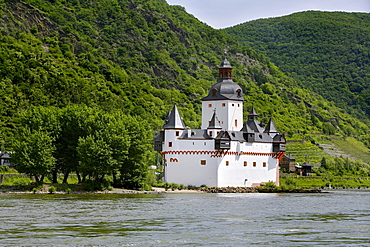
236,89,241,97
212,88,218,97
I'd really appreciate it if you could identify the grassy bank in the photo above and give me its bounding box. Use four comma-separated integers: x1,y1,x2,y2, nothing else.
281,176,370,189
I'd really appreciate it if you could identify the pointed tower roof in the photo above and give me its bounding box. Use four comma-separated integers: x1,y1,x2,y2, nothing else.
241,122,254,133
202,57,243,101
264,117,278,133
249,106,258,116
163,105,186,129
207,112,222,129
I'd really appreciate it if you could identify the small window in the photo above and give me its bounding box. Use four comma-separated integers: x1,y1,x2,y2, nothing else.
244,161,247,166
235,119,238,127
208,104,212,108
222,103,226,107
232,104,235,107
201,160,206,165
226,161,229,166
237,89,241,97
238,104,240,107
204,142,206,146
209,131,213,136
212,88,217,97
176,131,180,137
168,142,172,147
253,162,256,167
263,162,267,167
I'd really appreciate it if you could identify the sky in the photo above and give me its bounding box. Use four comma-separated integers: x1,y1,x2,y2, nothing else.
166,0,370,29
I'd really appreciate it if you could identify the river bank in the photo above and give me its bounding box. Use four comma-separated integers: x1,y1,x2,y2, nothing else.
0,185,324,194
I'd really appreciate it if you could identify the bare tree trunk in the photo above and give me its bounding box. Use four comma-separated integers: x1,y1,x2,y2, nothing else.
63,171,69,184
76,170,81,183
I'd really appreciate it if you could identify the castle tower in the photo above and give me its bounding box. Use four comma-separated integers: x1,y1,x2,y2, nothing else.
201,57,244,131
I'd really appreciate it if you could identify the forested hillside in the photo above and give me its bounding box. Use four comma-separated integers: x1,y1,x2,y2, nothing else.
224,11,370,123
0,1,369,188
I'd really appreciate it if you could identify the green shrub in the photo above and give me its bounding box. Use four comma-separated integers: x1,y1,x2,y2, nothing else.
262,181,278,189
140,183,152,191
48,186,56,194
187,185,197,190
179,184,185,190
1,176,32,186
170,183,178,190
163,182,170,191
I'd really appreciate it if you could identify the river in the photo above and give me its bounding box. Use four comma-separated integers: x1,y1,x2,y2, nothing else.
0,190,369,246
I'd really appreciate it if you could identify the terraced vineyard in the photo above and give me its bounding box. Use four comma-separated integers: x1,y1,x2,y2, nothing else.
286,135,370,165
285,140,331,165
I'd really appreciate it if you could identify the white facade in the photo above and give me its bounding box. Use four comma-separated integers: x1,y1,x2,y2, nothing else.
201,100,243,131
162,139,280,187
154,58,285,188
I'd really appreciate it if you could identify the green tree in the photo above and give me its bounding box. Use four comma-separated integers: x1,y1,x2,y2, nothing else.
77,111,130,183
119,116,152,190
12,129,56,183
77,135,116,182
18,106,61,182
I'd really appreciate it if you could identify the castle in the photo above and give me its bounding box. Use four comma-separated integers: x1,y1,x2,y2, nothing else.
154,58,286,187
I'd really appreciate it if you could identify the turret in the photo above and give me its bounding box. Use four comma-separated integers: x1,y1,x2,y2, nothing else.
163,105,186,130
201,57,244,130
207,111,222,138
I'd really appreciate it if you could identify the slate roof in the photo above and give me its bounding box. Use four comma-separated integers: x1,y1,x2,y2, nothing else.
264,117,278,133
253,132,274,143
215,130,249,142
179,129,211,140
248,106,259,119
219,57,232,68
207,112,222,129
163,105,186,129
245,119,265,133
241,121,254,133
273,134,286,143
202,79,243,101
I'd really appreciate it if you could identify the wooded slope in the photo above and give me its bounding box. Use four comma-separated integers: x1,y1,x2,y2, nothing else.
225,11,370,123
0,1,368,151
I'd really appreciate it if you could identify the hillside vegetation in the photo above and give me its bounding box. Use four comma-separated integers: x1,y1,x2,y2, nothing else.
0,1,369,188
224,11,370,123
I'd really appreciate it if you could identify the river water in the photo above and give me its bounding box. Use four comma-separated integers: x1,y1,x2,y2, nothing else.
0,190,369,246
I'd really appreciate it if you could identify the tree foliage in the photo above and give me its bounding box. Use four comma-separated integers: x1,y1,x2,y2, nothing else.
13,105,152,190
225,11,370,123
12,129,56,183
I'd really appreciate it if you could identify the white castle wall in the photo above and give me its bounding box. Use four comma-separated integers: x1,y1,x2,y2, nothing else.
163,138,218,186
162,136,279,187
